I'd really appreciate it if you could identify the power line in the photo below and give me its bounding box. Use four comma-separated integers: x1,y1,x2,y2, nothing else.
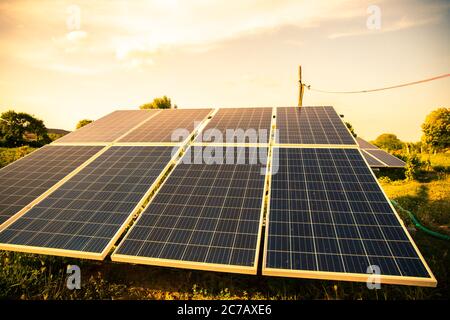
305,73,450,94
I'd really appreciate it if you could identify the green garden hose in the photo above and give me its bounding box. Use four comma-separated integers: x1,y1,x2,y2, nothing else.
391,199,450,241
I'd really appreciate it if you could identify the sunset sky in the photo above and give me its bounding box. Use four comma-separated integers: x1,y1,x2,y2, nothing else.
0,0,449,141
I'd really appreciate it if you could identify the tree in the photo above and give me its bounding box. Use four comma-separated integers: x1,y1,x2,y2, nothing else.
139,96,172,109
76,119,93,129
0,110,50,147
345,122,357,138
421,107,450,152
372,133,404,151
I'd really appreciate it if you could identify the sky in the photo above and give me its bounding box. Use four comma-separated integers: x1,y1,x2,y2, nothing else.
0,0,449,141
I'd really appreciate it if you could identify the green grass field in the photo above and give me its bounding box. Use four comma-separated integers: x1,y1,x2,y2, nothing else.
0,150,449,300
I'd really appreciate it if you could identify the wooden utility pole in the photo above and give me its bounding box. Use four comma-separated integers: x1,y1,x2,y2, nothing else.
298,65,304,107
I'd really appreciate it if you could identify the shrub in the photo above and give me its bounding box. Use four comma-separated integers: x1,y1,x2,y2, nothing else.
405,154,421,181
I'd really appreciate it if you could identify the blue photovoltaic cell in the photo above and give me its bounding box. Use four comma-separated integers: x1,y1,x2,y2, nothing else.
0,146,174,256
365,149,406,168
0,145,103,225
266,148,432,279
115,146,268,269
119,108,211,142
55,110,157,143
196,108,272,144
356,137,378,150
276,107,356,145
357,137,405,168
361,150,386,168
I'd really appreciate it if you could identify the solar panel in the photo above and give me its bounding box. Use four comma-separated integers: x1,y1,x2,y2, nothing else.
119,109,211,143
0,145,103,226
361,150,386,168
113,146,268,273
365,149,406,168
0,146,175,259
356,137,405,168
356,137,378,150
196,108,272,144
276,107,356,145
264,147,435,286
54,110,158,143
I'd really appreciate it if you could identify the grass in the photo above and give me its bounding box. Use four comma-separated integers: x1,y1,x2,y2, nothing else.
421,153,450,167
380,177,449,228
1,240,448,300
421,153,450,173
0,151,449,300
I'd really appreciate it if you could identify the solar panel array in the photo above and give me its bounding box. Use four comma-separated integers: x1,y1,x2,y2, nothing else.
0,106,435,286
54,110,158,143
0,145,103,226
264,148,432,282
276,107,356,145
119,109,212,143
0,146,175,257
356,137,406,168
196,108,272,144
113,147,268,271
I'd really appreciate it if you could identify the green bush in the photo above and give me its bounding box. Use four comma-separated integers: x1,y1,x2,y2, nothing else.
378,176,392,183
0,146,35,168
405,154,422,181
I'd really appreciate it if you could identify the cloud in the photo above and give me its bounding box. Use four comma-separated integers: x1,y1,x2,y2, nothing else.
0,1,383,70
113,35,157,70
65,30,87,42
1,0,448,71
51,30,89,53
94,0,356,68
328,16,441,39
118,51,155,70
40,63,99,75
327,1,449,39
120,2,333,38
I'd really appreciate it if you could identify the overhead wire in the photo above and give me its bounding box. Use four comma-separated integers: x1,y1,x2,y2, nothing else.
304,73,449,94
